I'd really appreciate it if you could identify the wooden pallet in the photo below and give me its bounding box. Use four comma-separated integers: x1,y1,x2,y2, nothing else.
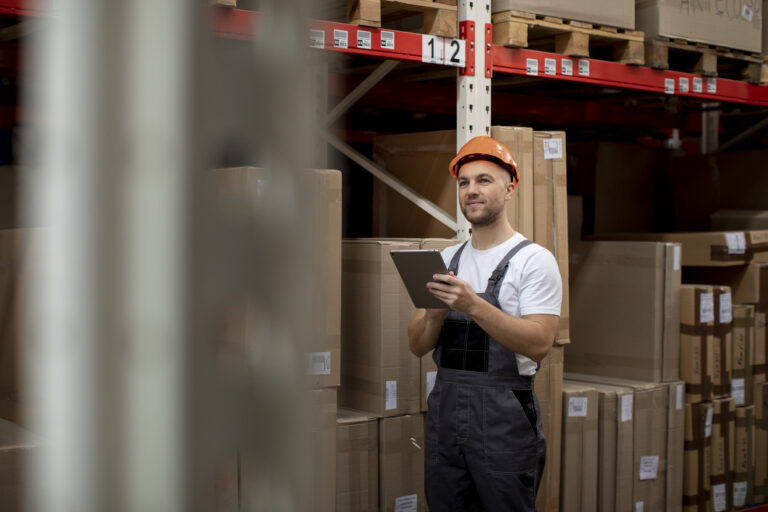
762,56,768,85
646,38,764,84
319,0,458,38
492,10,644,65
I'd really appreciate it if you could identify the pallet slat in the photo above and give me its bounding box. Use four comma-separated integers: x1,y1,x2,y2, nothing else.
347,0,457,37
647,38,764,84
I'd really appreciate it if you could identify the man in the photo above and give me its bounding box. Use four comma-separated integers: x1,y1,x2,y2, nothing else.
408,135,562,512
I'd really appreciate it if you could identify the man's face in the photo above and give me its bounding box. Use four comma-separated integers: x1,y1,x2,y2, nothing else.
456,160,514,227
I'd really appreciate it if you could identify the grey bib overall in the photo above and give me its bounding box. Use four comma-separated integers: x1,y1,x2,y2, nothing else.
425,239,546,512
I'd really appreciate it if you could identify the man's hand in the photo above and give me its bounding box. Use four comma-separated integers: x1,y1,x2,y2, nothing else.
426,272,481,315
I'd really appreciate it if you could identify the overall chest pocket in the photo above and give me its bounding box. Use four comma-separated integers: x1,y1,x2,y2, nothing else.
438,319,489,372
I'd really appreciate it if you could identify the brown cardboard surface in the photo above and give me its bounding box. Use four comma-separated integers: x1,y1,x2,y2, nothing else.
733,305,756,407
680,285,716,404
379,414,425,512
567,380,634,512
341,239,421,417
561,382,599,512
684,402,713,512
214,167,342,389
667,381,686,512
636,0,762,53
712,210,768,232
535,345,564,512
0,419,38,511
336,409,378,512
683,263,768,306
491,0,635,29
713,286,734,399
711,397,736,512
567,241,681,382
734,406,755,508
564,374,668,511
533,131,569,343
755,382,768,503
371,127,535,240
595,232,768,267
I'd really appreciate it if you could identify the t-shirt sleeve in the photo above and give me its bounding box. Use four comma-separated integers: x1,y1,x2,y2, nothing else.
518,248,562,317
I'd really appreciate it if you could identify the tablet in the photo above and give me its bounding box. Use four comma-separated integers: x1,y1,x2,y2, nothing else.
390,249,450,309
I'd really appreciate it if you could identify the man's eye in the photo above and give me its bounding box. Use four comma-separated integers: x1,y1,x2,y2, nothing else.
459,181,468,187
480,178,490,183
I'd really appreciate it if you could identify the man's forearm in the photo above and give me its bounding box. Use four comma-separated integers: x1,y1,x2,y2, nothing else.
467,298,553,362
408,310,444,357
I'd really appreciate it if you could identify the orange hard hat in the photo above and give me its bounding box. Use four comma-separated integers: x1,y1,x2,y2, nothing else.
448,136,519,188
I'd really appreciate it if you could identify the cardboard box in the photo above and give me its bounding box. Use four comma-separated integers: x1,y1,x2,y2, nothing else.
566,381,634,512
567,241,681,382
713,286,734,398
684,402,713,512
565,374,669,512
680,285,716,404
371,127,535,241
683,263,768,305
535,345,565,512
711,397,736,512
214,167,342,389
341,239,421,417
595,231,768,267
560,382,599,512
712,210,768,232
533,131,569,343
491,0,635,29
379,414,425,512
336,409,378,512
733,305,756,407
0,419,38,511
636,0,763,53
755,382,768,503
734,406,755,509
667,381,687,512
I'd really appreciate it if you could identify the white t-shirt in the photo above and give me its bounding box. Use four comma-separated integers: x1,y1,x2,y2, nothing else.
441,232,562,376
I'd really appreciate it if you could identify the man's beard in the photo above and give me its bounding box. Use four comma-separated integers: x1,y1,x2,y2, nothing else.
460,201,503,227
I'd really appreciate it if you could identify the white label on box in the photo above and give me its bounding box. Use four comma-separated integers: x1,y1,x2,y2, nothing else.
307,352,331,375
713,483,727,512
310,29,325,49
526,58,539,76
621,394,633,422
445,39,466,68
544,58,557,75
568,397,588,417
639,456,659,480
426,371,437,399
726,232,746,254
734,482,747,507
394,494,418,512
543,138,563,160
664,78,675,95
676,384,683,410
693,77,703,93
385,380,397,410
732,378,745,405
561,58,573,76
679,77,689,93
707,78,717,93
705,407,714,438
742,5,754,22
422,35,443,64
333,29,348,49
673,245,681,271
635,502,643,512
381,31,395,49
357,30,371,49
720,293,732,323
578,59,590,76
700,293,715,323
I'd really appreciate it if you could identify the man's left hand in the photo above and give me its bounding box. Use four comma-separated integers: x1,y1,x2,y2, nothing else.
426,272,480,315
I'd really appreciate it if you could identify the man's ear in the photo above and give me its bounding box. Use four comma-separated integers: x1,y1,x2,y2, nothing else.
505,181,515,200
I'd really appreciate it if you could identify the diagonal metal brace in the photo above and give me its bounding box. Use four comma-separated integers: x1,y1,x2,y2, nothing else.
323,131,458,231
324,59,399,127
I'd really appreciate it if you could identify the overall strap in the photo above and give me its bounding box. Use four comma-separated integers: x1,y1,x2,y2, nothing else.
484,239,533,297
448,241,469,274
